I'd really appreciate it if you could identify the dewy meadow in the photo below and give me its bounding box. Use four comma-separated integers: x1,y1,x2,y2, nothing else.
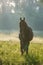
0,0,43,65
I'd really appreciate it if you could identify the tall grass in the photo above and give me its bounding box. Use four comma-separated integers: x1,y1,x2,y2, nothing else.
0,41,43,65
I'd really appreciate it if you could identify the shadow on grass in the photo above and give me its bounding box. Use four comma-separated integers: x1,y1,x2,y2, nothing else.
24,54,41,65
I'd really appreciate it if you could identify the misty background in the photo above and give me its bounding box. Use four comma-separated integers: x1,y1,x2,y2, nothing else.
0,0,43,37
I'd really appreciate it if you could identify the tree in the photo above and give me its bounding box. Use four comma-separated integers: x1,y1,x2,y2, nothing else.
40,0,43,2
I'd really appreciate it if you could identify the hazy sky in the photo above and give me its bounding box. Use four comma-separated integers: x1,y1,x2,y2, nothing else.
0,0,43,31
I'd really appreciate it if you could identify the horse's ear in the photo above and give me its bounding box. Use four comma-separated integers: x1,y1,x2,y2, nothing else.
23,17,25,21
20,17,22,21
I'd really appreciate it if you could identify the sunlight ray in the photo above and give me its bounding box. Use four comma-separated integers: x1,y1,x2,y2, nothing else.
11,9,15,14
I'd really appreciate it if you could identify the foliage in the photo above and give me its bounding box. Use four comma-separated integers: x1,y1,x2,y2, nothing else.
40,0,43,2
0,41,43,65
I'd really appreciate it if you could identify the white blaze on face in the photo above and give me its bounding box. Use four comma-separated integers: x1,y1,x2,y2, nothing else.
11,9,15,14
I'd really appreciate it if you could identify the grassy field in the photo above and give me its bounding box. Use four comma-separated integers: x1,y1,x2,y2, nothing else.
0,41,43,65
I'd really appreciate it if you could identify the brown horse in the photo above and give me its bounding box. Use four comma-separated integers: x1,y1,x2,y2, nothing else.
19,17,33,55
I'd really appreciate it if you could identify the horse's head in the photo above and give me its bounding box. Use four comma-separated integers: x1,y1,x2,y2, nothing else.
20,17,25,22
20,17,27,30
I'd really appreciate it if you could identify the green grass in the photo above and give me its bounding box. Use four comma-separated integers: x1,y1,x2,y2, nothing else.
0,41,43,65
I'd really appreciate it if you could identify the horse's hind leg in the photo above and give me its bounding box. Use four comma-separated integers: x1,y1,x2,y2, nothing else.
26,46,28,54
26,42,30,54
24,44,28,54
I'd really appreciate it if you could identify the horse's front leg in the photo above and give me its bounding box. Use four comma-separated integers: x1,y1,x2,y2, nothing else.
20,41,24,55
